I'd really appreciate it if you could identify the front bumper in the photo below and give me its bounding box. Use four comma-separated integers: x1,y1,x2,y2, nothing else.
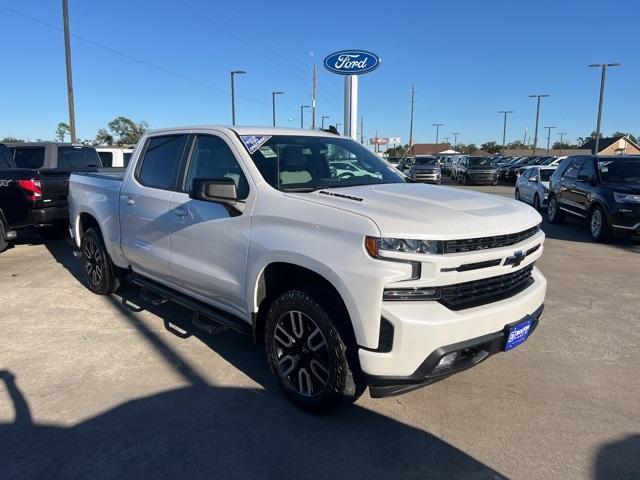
610,204,640,236
466,173,498,184
412,172,441,183
359,266,547,395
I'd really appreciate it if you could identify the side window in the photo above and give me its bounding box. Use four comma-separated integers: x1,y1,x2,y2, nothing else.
184,135,249,200
578,159,595,180
123,152,132,167
98,152,113,167
13,147,45,168
58,147,102,168
137,135,189,190
522,168,532,180
564,159,584,179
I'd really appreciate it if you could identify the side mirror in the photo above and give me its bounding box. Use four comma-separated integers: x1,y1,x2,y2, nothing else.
189,178,237,206
530,176,538,183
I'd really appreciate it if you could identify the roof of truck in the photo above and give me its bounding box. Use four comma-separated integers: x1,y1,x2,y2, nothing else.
145,125,343,137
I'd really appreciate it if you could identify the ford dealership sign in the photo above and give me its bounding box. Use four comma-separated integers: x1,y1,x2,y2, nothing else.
323,50,381,75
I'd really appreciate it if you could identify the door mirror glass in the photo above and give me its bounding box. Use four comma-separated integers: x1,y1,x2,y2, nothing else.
189,178,237,206
530,176,538,183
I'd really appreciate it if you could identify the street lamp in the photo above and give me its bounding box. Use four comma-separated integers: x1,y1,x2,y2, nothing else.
321,115,330,129
544,126,556,153
272,91,284,127
452,132,461,149
557,132,567,154
300,105,310,129
498,111,513,154
432,123,443,145
529,94,550,156
589,63,620,154
230,70,246,126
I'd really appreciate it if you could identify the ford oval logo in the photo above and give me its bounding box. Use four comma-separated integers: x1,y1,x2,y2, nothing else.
323,50,381,75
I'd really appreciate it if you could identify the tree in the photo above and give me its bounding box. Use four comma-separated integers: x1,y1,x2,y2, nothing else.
576,131,602,146
480,141,501,154
95,116,148,146
55,122,71,142
611,131,638,144
1,136,24,143
506,140,528,149
457,143,477,154
552,141,571,150
385,144,408,157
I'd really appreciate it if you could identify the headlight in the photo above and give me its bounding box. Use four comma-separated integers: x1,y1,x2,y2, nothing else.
383,287,441,301
614,192,640,204
365,236,443,256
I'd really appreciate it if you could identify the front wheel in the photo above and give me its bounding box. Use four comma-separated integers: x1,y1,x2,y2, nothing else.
81,228,121,295
515,189,521,201
589,205,611,242
265,289,365,413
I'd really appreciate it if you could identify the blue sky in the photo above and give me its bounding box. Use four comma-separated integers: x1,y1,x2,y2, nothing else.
1,0,638,146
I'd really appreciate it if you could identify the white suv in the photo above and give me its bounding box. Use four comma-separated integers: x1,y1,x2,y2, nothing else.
69,126,547,412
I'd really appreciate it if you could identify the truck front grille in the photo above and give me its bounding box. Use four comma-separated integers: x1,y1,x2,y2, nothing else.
444,225,539,253
439,264,534,310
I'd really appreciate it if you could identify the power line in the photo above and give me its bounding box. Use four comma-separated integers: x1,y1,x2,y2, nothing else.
0,3,299,112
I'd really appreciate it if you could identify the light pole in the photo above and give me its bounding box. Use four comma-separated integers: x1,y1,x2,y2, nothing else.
321,115,330,129
589,63,620,155
433,123,443,145
62,0,77,143
409,84,415,150
529,94,549,156
335,123,342,134
230,70,246,126
498,110,513,154
300,105,310,129
452,132,460,149
271,91,284,127
557,132,567,154
544,126,556,153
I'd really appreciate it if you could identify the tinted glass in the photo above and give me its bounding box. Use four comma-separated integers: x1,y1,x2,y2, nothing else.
138,135,188,190
98,151,113,167
468,157,492,166
578,159,595,180
598,159,640,183
185,135,249,199
0,145,13,168
246,135,406,191
414,157,437,165
123,152,132,167
521,168,532,180
564,159,584,179
58,146,102,168
13,147,45,168
539,169,554,181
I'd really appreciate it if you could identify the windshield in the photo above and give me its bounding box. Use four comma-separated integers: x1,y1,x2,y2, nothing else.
244,135,407,191
598,159,640,183
413,157,437,165
468,157,492,166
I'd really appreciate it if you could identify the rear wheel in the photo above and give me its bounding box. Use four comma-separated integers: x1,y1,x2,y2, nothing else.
589,205,611,242
515,189,521,201
265,288,365,413
547,196,564,224
81,228,121,295
533,193,541,211
0,222,9,253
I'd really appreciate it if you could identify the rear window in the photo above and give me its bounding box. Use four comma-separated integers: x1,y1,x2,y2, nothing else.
123,152,132,167
0,145,13,168
137,135,189,190
13,147,45,168
58,146,102,168
98,151,113,167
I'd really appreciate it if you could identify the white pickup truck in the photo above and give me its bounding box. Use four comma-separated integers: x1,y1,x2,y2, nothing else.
69,126,546,412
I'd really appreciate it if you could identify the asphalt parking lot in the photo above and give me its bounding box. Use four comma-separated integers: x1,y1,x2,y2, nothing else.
1,181,639,480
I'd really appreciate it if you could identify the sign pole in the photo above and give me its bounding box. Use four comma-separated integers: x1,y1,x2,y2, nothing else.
344,75,358,140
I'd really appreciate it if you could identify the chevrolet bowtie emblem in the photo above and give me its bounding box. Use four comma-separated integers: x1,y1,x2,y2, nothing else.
505,250,526,267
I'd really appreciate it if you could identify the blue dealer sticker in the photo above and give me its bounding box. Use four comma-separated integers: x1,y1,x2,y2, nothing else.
240,135,272,154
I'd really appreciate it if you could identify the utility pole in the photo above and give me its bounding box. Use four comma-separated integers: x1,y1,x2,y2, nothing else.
62,0,77,143
300,105,310,129
558,132,567,154
433,123,443,145
529,94,549,156
498,110,513,154
311,64,317,129
452,132,460,149
443,136,450,144
523,127,528,146
271,91,284,127
321,115,329,129
360,116,364,144
408,84,415,153
544,126,556,153
589,63,620,155
230,70,246,125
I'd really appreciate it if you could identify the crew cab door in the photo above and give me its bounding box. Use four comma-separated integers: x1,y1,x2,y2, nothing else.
558,158,585,215
168,133,252,317
573,158,596,213
119,134,190,281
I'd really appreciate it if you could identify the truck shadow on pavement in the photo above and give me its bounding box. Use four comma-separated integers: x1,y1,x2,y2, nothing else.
4,247,507,479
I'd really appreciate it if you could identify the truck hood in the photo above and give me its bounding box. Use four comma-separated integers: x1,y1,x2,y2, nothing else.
288,183,542,238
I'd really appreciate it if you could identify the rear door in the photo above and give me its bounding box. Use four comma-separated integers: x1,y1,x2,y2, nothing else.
558,158,585,215
168,132,253,316
519,168,533,201
573,158,596,213
119,134,190,282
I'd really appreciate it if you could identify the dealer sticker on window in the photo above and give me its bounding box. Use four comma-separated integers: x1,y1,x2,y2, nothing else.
240,135,272,154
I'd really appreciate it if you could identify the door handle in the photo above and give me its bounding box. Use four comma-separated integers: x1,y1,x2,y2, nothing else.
174,206,187,217
121,195,135,205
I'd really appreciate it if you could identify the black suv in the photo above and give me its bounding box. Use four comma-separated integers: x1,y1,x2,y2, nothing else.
456,156,498,185
547,155,640,241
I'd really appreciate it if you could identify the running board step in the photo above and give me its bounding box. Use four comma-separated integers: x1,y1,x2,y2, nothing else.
131,275,251,335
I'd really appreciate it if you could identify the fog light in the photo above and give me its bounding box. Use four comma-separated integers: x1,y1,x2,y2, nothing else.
437,352,458,368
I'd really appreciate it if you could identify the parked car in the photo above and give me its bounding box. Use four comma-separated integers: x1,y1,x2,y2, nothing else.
69,126,546,412
502,157,532,183
547,155,640,241
449,155,465,179
96,147,133,168
456,156,498,185
497,157,524,180
407,155,441,184
7,142,102,235
515,166,557,210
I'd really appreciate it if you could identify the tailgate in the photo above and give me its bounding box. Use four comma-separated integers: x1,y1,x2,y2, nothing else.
38,169,71,207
